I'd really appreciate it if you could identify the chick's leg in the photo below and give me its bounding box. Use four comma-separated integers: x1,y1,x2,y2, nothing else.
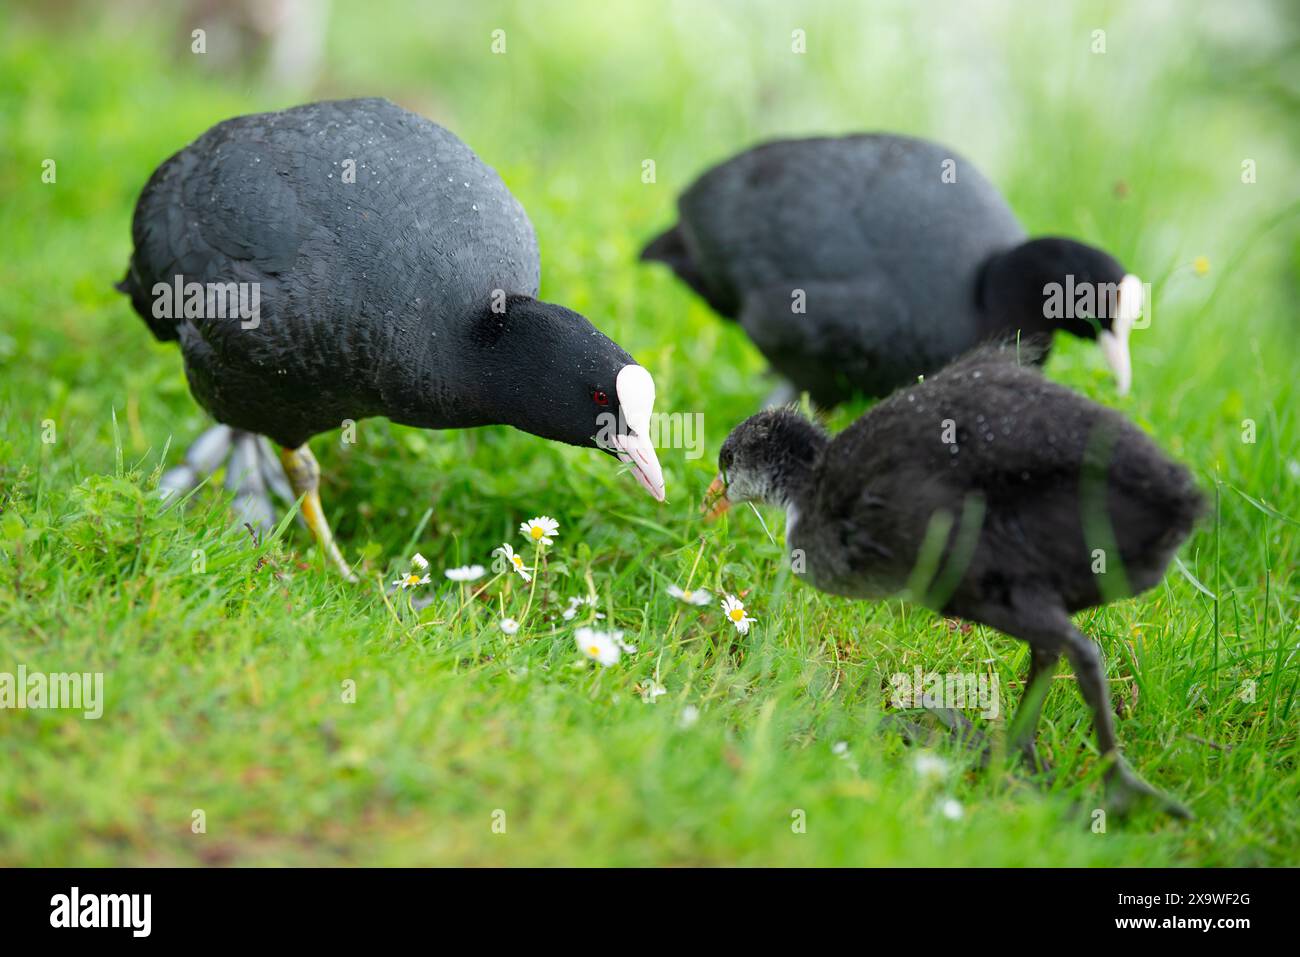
1061,625,1191,820
278,444,357,582
1008,646,1059,773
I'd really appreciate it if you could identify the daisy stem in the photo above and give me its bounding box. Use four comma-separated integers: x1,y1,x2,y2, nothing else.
517,543,542,627
683,535,707,591
376,574,412,638
661,537,709,663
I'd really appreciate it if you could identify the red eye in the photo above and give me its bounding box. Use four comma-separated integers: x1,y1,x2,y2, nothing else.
592,390,609,406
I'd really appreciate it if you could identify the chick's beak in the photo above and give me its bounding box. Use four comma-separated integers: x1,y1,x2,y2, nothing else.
701,474,731,521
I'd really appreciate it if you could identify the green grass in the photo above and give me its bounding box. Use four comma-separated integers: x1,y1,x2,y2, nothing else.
1,1,1298,866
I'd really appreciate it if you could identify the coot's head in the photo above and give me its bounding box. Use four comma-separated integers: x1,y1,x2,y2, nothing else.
983,238,1142,395
703,408,827,518
473,296,665,501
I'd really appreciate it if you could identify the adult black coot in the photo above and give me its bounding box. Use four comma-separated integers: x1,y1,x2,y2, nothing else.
703,349,1201,817
119,98,665,579
644,135,1141,407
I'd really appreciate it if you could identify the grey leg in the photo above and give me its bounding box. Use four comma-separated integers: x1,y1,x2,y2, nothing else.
158,425,235,501
962,590,1190,816
1060,625,1192,819
256,435,295,504
226,433,276,536
1008,646,1059,772
158,425,295,542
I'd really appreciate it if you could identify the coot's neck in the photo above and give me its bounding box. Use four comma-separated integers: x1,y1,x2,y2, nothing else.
393,295,628,449
975,245,1061,343
383,295,567,432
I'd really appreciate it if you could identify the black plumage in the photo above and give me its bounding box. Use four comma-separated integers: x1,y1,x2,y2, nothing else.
644,135,1141,406
707,349,1203,816
119,98,665,575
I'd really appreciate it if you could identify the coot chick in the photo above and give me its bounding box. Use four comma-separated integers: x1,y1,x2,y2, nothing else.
704,349,1202,817
119,99,665,578
644,135,1141,407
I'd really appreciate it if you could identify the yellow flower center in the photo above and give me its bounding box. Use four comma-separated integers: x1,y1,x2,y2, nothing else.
682,591,693,601
587,645,601,657
530,526,545,540
512,556,524,567
730,608,744,621
406,575,420,586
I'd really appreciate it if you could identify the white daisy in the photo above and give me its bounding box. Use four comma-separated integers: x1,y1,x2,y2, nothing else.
494,543,532,583
666,583,711,606
444,564,486,582
720,594,756,634
832,741,850,757
392,571,431,590
500,618,519,635
520,515,559,546
639,680,668,703
575,627,621,666
940,798,964,821
392,552,434,589
678,704,700,729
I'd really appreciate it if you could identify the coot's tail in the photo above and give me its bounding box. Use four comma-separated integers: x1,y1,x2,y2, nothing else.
640,223,685,264
640,222,739,319
116,257,179,342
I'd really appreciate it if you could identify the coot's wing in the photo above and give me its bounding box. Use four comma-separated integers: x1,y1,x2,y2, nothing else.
124,122,315,341
121,99,543,443
673,135,1021,379
675,138,882,301
125,98,541,365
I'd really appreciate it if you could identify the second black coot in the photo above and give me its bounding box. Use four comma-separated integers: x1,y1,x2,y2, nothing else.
644,135,1142,407
704,348,1202,817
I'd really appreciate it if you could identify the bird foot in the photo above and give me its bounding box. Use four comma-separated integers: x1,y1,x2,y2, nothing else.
923,709,1054,778
926,707,990,755
881,708,1057,786
1103,754,1192,820
158,425,293,538
881,708,991,759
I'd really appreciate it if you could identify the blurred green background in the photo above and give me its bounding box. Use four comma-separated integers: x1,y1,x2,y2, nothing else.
0,0,1297,866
